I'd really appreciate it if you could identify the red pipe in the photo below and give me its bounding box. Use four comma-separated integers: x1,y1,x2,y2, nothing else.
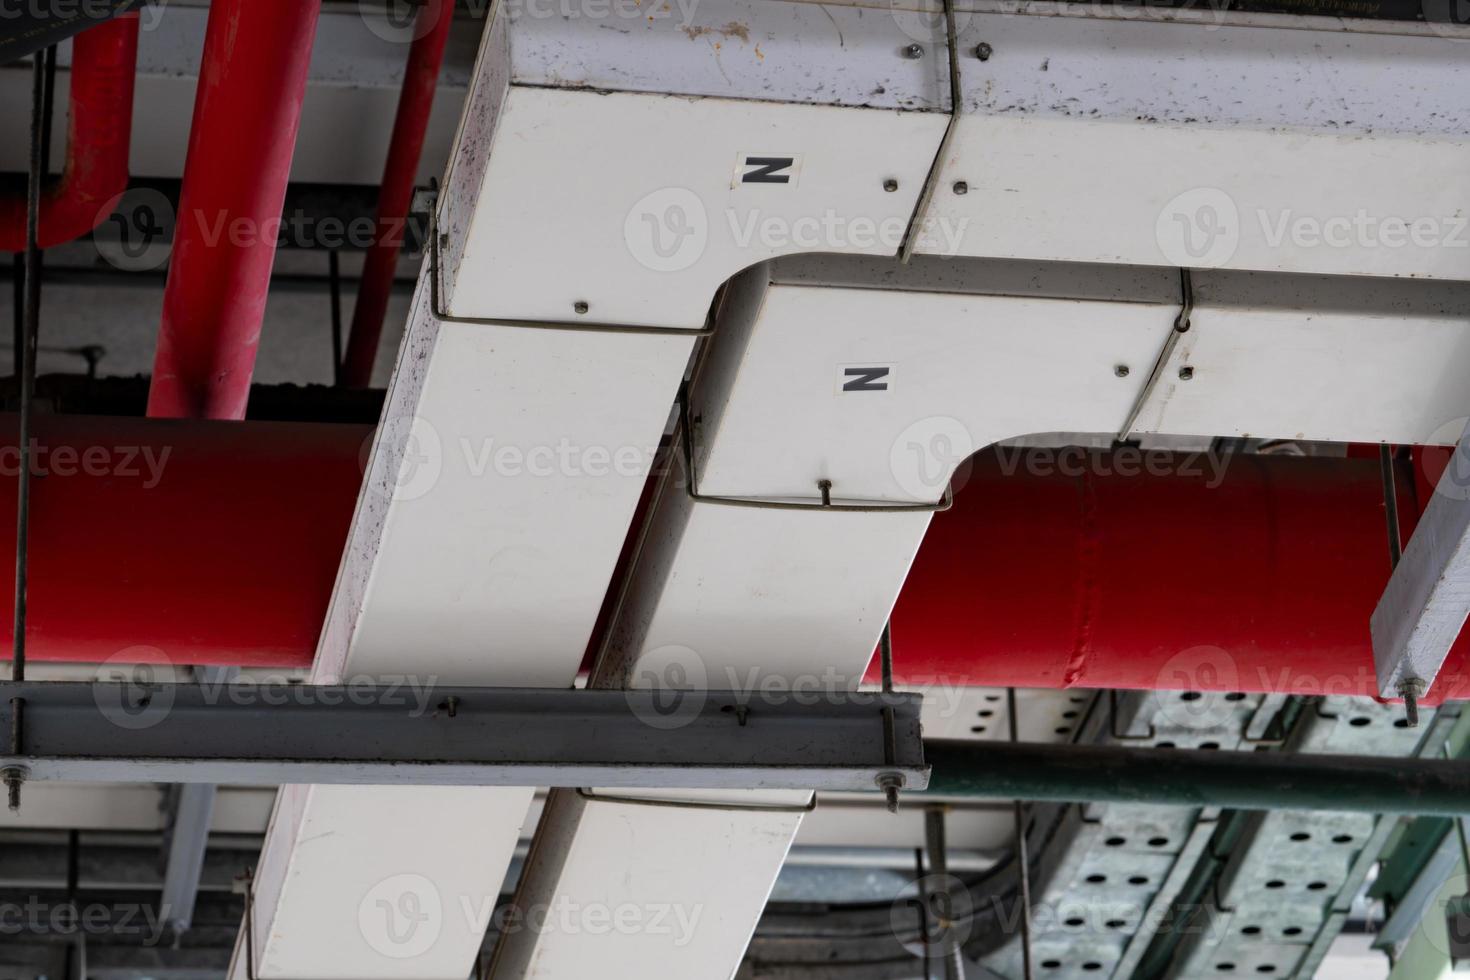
878,446,1470,704
339,0,454,389
0,415,366,669
0,15,139,252
147,0,323,420
5,419,1466,701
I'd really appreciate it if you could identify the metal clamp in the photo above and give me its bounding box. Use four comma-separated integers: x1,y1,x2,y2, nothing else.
427,205,714,338
678,393,953,513
1116,268,1195,443
899,0,962,264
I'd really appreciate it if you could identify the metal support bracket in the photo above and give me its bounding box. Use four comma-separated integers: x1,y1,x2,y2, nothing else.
1371,419,1470,699
0,682,929,792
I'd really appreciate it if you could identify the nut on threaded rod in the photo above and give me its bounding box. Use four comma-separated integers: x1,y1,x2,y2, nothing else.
4,697,22,813
1399,677,1425,729
877,771,905,813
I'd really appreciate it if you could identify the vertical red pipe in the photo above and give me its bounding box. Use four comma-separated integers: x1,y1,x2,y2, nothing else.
147,0,323,420
0,15,140,251
339,0,454,389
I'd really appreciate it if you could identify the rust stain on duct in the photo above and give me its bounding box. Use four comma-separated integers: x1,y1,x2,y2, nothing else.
682,21,752,42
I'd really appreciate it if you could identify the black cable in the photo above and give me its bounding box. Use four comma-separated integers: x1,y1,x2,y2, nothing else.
9,255,19,371
40,45,57,176
329,249,343,386
6,45,46,817
15,48,44,684
1007,688,1034,980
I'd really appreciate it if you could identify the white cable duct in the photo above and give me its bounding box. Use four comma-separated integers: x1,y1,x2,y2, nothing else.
227,275,694,978
493,254,1470,978
921,9,1470,282
226,1,1470,974
227,0,956,974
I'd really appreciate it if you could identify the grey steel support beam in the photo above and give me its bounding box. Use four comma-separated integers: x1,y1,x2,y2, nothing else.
0,683,928,792
1372,426,1470,700
158,665,235,937
158,783,217,936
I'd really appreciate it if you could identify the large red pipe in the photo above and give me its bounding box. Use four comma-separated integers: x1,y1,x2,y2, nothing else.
0,15,139,252
878,446,1469,704
6,419,1466,701
339,0,454,389
147,0,322,420
0,414,366,668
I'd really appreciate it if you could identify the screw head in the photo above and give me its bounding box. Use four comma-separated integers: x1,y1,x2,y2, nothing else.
573,301,589,315
903,43,925,59
883,179,899,193
975,42,993,61
952,180,969,195
1114,364,1130,378
1178,366,1194,381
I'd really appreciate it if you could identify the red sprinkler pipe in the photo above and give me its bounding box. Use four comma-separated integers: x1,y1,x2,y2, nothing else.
876,446,1470,704
339,0,454,389
0,414,367,669
2,419,1465,701
0,15,139,252
147,0,323,420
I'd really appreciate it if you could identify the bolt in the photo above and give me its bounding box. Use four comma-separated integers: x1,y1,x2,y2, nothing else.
2,766,27,814
975,42,993,61
818,479,833,506
876,771,906,814
902,43,925,59
1398,678,1425,729
883,179,899,193
952,180,969,195
1114,364,1130,378
573,301,589,315
1178,366,1195,381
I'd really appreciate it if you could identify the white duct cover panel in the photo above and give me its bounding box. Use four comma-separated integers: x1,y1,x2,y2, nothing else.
436,0,951,328
491,787,803,979
498,255,1180,978
922,12,1470,281
236,276,694,979
489,447,929,978
693,257,1183,502
1130,272,1470,445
